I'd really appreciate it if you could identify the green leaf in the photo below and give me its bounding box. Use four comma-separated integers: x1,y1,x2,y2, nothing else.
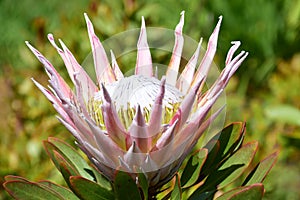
4,180,64,200
188,190,215,200
265,104,300,126
191,164,243,198
44,137,95,181
180,148,208,188
243,151,278,185
4,176,79,199
38,181,80,200
216,183,264,200
209,122,246,163
44,137,112,190
53,150,79,186
221,122,246,158
200,122,246,177
218,141,259,188
69,176,115,200
85,168,112,191
137,172,149,200
114,171,142,200
200,140,220,177
171,174,182,200
5,175,31,182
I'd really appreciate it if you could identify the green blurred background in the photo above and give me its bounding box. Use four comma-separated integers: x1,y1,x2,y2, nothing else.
0,0,300,199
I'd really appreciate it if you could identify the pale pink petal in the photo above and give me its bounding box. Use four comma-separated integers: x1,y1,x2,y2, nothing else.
90,157,115,181
101,84,127,149
73,73,93,119
124,141,146,169
176,38,202,94
118,156,132,172
84,13,116,84
191,87,224,135
225,41,241,65
166,11,185,85
225,51,248,84
155,119,177,150
56,116,84,144
26,41,72,100
148,77,166,137
192,16,223,86
184,105,225,154
110,50,124,80
128,105,151,152
32,78,71,124
48,34,97,103
135,16,153,77
58,39,98,103
169,75,205,130
85,118,124,165
84,140,117,169
205,51,248,101
62,104,95,144
142,154,158,172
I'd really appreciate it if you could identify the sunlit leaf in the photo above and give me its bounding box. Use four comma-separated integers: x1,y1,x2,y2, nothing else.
180,148,208,188
216,183,264,200
218,141,259,188
171,174,182,200
243,151,278,185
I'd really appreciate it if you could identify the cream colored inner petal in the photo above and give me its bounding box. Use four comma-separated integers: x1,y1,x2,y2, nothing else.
88,75,184,129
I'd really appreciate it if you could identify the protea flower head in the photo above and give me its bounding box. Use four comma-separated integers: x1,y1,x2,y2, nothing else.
26,11,248,191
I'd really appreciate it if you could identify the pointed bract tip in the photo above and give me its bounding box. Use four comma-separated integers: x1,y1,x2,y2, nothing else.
84,13,90,22
47,33,54,40
179,11,185,22
141,16,146,29
231,41,241,45
101,83,112,103
215,16,223,28
160,76,166,84
175,11,185,34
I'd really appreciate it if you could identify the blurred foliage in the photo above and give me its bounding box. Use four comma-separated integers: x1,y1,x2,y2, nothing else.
0,0,300,199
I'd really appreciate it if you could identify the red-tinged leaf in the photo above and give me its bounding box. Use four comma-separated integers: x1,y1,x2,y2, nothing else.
205,122,246,164
218,141,259,188
3,180,65,200
190,164,243,198
69,176,114,200
114,171,142,200
222,122,246,156
199,140,220,177
38,180,80,200
53,150,79,186
4,175,31,182
216,183,264,200
4,176,79,199
180,148,208,188
243,151,279,186
171,174,182,200
44,137,94,181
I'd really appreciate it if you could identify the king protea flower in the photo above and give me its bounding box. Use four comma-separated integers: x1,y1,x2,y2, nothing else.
26,11,248,190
